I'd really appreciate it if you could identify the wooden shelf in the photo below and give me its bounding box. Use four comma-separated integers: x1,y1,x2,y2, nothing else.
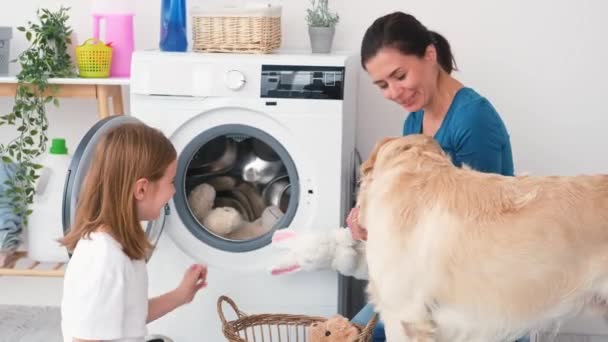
0,76,130,86
0,76,128,119
0,251,65,277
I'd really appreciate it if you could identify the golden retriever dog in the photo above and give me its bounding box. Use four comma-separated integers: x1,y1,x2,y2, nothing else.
357,134,608,342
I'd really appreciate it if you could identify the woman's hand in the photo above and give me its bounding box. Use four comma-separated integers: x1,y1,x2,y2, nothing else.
346,207,368,241
175,264,208,305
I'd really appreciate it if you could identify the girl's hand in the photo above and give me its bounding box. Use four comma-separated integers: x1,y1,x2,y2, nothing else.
346,207,368,241
176,264,207,305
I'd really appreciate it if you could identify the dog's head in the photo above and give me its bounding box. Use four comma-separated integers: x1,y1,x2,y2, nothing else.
360,134,449,182
356,134,450,228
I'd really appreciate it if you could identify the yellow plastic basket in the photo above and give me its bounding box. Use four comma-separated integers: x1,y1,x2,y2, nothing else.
75,38,112,78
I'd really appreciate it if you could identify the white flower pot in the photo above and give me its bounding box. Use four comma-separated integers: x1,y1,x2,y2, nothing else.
308,26,335,54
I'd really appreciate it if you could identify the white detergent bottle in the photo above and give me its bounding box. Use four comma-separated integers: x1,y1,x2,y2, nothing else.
27,138,71,262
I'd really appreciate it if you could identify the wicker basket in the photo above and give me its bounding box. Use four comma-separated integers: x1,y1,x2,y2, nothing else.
192,5,281,54
218,295,379,342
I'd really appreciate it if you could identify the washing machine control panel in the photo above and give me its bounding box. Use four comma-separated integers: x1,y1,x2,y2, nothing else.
260,65,345,100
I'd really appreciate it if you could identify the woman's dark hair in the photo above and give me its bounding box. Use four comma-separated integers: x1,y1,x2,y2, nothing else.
360,12,457,74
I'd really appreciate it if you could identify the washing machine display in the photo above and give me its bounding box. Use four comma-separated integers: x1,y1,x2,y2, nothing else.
174,124,299,253
261,65,345,100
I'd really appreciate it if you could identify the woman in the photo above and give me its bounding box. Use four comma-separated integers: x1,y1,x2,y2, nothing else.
349,11,524,341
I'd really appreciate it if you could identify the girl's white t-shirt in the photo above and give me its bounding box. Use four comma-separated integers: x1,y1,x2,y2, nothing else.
61,231,148,342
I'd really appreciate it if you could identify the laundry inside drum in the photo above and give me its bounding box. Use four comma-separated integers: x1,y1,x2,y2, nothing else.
186,135,293,241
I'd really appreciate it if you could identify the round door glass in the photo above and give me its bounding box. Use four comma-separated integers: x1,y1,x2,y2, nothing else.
173,124,299,252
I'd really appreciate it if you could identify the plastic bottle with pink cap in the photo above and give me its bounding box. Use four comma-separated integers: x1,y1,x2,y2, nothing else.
90,0,135,77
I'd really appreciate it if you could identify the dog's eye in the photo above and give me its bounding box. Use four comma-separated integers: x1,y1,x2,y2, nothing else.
325,331,331,336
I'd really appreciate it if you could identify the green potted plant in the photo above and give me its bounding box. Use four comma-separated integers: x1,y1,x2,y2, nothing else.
0,7,76,223
305,0,339,53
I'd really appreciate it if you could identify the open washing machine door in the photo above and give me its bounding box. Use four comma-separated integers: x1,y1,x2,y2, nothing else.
62,115,168,261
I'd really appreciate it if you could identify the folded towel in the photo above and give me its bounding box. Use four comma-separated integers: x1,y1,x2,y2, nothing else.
0,162,23,252
0,250,18,268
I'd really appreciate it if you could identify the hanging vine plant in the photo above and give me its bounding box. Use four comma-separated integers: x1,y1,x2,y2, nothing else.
0,7,76,223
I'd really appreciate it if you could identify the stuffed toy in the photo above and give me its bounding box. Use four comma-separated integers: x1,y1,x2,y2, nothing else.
188,183,284,239
202,206,244,236
308,315,360,342
188,183,216,223
269,227,368,279
188,183,244,236
226,205,283,240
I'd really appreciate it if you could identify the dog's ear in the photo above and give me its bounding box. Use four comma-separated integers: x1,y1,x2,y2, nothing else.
363,137,419,176
361,136,400,178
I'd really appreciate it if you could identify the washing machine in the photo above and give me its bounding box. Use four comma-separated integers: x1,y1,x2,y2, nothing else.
62,50,359,341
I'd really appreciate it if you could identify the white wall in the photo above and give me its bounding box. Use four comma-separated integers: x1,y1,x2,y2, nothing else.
3,0,608,174
1,0,608,334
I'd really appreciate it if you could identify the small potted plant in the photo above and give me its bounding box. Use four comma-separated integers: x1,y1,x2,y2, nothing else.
305,0,339,53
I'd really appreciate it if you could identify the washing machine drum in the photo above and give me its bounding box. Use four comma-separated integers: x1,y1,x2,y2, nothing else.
61,116,166,260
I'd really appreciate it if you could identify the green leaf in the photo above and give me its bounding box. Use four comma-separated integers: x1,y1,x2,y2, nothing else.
24,137,34,145
1,156,12,163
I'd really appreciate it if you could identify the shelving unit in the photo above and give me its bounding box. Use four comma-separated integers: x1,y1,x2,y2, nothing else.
0,76,129,277
0,251,65,277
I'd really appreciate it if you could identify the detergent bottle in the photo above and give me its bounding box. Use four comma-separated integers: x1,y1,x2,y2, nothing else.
27,138,71,262
160,0,188,52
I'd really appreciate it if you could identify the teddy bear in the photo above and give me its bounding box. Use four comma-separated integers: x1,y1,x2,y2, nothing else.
308,315,360,342
188,182,284,239
269,227,368,279
188,183,244,237
226,205,284,240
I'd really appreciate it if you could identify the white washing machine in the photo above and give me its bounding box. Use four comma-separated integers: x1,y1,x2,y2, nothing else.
61,50,359,341
125,51,358,341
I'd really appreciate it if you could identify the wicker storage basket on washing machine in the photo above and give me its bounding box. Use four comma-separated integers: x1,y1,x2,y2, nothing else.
192,5,281,54
218,296,379,342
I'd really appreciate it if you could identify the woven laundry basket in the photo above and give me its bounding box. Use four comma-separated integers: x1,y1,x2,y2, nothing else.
218,295,379,342
192,5,281,54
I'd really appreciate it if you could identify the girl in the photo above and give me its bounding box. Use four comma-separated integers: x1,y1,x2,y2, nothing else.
60,122,207,342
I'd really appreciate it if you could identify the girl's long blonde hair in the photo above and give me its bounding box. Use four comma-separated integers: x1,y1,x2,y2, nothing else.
60,122,177,260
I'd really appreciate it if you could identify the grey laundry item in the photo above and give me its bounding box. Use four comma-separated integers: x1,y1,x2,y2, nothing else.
0,305,62,342
0,162,22,251
533,332,606,342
